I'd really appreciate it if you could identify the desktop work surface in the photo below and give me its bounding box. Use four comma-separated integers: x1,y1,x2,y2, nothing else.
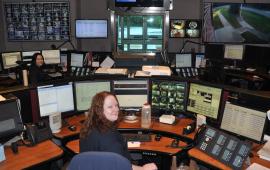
188,146,270,170
0,140,63,170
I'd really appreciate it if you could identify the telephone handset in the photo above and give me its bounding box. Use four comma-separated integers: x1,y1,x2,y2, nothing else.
195,125,251,170
25,121,53,146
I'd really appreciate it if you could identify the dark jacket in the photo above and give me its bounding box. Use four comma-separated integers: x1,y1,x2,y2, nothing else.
79,128,131,161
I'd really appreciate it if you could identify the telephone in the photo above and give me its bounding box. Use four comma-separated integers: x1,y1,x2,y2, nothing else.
25,121,53,146
195,125,251,170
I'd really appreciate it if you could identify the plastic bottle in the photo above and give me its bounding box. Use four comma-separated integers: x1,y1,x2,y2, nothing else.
141,103,151,128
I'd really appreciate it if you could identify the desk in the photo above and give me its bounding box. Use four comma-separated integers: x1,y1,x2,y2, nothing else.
66,135,187,155
0,140,63,170
188,144,270,170
54,114,196,142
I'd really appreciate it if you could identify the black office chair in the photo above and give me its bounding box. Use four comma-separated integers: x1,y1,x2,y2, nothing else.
67,151,132,170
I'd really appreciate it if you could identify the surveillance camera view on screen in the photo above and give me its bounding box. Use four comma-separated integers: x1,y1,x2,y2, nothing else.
170,19,201,38
187,83,222,119
203,3,270,43
151,81,186,114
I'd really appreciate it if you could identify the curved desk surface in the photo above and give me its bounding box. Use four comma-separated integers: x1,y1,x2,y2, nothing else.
53,114,196,141
0,140,63,170
66,135,188,156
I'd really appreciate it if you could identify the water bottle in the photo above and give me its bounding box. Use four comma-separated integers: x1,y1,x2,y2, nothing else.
141,103,151,128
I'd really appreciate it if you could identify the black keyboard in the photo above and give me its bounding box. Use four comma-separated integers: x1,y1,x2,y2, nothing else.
122,134,151,142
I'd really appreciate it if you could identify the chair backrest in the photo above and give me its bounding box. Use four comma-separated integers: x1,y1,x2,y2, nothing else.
67,151,132,170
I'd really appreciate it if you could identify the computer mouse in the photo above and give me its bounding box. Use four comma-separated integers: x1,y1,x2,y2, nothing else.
170,139,179,148
155,134,162,141
68,125,77,131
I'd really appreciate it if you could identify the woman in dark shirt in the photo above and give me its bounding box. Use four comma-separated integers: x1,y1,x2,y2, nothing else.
80,91,157,170
29,53,49,84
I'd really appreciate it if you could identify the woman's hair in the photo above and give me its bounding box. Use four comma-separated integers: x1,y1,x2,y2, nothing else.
31,53,44,66
80,91,121,139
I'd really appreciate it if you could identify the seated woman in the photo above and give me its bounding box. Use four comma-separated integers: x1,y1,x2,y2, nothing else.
29,53,49,85
80,91,157,170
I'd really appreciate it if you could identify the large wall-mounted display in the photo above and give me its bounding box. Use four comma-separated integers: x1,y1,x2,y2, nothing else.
4,2,70,41
203,3,270,43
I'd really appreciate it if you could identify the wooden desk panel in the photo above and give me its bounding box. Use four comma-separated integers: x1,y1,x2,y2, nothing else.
0,140,63,170
188,146,270,170
66,135,187,155
55,114,196,141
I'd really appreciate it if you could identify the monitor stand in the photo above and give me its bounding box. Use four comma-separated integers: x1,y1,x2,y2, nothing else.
49,112,62,133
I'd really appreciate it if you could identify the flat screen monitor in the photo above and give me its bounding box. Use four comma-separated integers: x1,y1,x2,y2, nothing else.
224,44,244,60
175,53,192,67
195,53,205,68
170,19,201,38
151,80,187,116
243,45,267,69
42,50,60,64
0,99,24,142
22,51,41,62
37,83,74,117
113,80,149,109
187,82,223,119
220,91,267,143
1,52,21,69
70,53,84,67
75,20,108,38
203,3,270,43
204,43,224,60
74,81,111,112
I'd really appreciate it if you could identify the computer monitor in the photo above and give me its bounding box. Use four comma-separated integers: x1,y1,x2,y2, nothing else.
37,83,74,133
113,79,149,109
175,53,192,68
37,83,74,117
220,91,268,143
22,51,41,62
0,98,24,143
70,52,85,67
187,82,223,119
42,50,61,64
75,19,108,38
1,52,21,69
151,79,187,117
224,45,244,60
195,53,205,68
74,81,111,112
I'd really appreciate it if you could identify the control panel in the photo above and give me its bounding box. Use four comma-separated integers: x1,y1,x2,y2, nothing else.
196,126,251,170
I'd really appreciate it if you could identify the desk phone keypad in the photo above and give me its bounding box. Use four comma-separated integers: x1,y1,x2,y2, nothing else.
196,126,251,170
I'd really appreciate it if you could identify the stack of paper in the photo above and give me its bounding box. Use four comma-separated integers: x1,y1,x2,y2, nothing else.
257,140,270,161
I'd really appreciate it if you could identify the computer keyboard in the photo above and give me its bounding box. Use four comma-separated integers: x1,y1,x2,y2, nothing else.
95,67,128,75
122,133,152,142
48,72,62,78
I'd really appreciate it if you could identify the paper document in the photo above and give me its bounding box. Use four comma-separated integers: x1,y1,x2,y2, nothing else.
257,140,270,161
142,65,171,76
135,71,151,77
0,95,6,101
128,141,141,148
246,163,270,170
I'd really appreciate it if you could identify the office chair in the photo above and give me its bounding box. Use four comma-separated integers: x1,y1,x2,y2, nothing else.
67,151,132,170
